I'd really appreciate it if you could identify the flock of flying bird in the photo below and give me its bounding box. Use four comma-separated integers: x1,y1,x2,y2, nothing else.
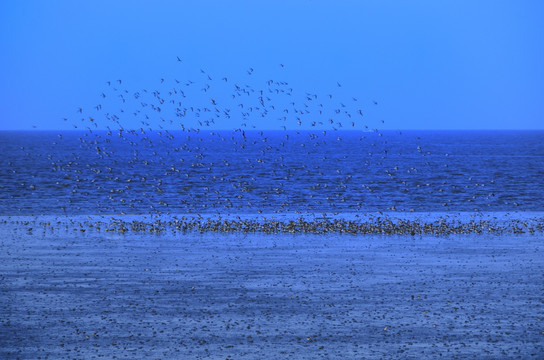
7,58,532,233
54,61,397,214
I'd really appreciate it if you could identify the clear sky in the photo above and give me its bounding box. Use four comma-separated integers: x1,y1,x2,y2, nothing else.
0,0,543,130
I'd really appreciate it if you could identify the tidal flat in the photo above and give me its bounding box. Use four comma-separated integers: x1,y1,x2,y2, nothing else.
1,221,543,359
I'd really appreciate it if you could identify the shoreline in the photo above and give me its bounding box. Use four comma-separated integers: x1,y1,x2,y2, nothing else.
2,211,544,235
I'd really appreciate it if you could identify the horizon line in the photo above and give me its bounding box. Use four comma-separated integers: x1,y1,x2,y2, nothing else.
1,128,543,132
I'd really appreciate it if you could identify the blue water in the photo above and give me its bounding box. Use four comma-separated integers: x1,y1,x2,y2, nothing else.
1,130,543,215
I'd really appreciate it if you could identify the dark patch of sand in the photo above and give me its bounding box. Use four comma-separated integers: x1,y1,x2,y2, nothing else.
1,226,543,358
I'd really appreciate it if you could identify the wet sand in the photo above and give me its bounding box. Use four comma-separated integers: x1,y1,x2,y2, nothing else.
1,223,543,359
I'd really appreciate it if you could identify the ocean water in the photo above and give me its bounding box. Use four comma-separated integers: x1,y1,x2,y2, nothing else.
2,130,544,359
1,130,543,216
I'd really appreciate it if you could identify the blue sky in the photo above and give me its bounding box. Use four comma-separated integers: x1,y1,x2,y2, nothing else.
0,0,543,130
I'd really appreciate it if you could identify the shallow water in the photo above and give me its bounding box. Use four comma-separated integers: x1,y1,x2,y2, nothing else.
1,224,543,359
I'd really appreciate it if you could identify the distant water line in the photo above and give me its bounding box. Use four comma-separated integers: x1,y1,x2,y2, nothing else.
1,130,543,216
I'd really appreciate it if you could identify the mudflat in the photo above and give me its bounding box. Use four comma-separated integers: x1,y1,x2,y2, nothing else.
1,224,543,359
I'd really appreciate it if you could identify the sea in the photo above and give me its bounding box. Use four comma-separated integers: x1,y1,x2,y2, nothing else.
1,129,543,216
2,130,544,359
